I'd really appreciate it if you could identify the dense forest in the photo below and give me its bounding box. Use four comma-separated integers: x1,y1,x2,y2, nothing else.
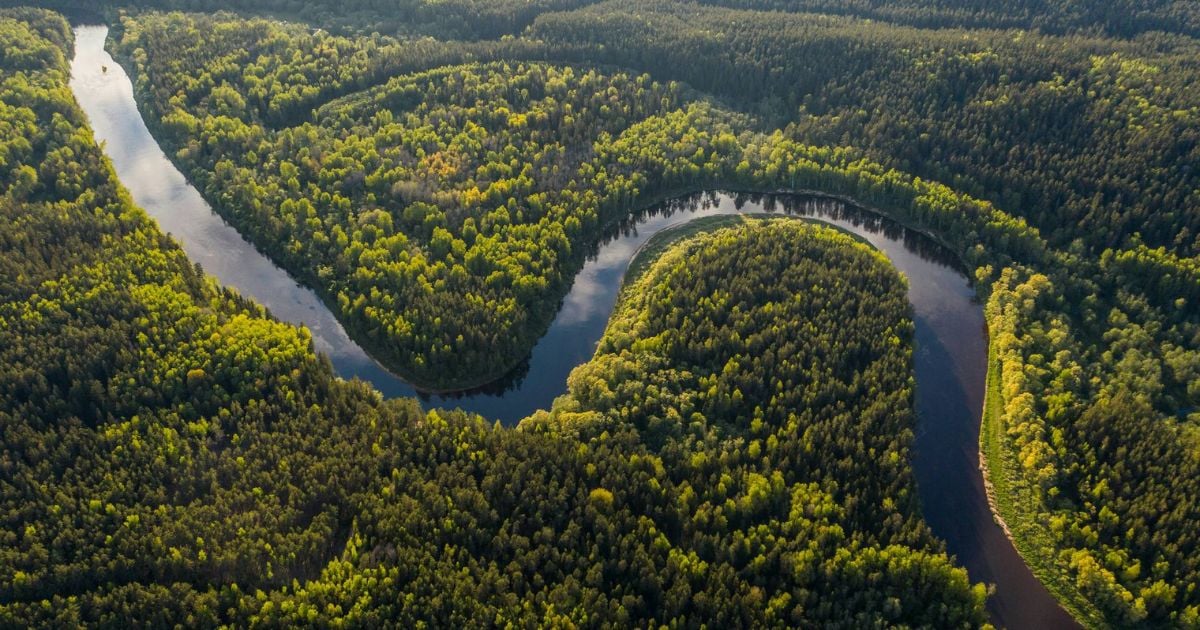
117,10,695,387
2,0,1200,627
0,0,598,39
108,7,1200,627
0,9,989,626
11,0,1200,39
530,0,1200,258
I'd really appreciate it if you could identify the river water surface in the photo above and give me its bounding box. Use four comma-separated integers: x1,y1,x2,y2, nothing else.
69,24,1075,628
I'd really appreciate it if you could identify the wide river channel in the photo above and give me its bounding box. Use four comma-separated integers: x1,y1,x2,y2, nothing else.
70,24,1076,628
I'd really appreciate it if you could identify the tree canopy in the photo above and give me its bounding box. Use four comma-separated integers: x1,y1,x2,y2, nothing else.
1,2,1199,626
0,10,987,626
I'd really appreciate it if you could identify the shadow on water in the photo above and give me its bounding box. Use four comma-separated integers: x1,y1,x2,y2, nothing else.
68,24,1076,629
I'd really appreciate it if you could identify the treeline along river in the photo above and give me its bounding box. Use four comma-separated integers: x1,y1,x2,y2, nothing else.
69,23,1075,628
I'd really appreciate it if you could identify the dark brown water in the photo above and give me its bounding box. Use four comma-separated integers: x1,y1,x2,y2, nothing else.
70,24,1077,628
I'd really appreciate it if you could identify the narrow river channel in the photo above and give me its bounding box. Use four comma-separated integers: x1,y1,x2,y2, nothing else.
69,24,1076,628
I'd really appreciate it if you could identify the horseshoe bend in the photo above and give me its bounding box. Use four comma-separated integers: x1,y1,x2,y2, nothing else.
3,4,1199,628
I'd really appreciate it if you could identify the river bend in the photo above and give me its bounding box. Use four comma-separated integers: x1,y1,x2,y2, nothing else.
69,24,1074,628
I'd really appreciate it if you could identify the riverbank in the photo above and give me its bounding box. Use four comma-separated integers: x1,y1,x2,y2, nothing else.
981,341,1104,628
72,23,1073,626
102,18,972,394
623,213,876,289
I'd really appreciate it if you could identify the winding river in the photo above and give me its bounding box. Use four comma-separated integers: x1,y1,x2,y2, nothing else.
69,24,1075,628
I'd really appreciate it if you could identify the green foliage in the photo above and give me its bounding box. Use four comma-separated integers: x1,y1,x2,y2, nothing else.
692,0,1200,39
4,2,1200,627
114,10,1050,388
19,0,1200,39
9,0,602,39
116,12,690,387
983,264,1200,626
0,10,987,626
110,12,1200,623
524,217,985,626
0,8,419,610
530,0,1200,258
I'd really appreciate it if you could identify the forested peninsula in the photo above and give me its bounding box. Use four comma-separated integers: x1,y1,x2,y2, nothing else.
1,1,1199,627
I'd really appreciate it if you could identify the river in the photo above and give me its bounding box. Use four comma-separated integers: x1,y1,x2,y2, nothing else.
68,24,1076,628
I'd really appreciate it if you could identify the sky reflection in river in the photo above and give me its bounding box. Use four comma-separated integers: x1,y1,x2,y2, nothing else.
69,24,1075,627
